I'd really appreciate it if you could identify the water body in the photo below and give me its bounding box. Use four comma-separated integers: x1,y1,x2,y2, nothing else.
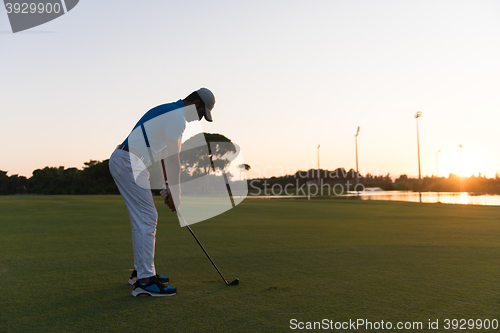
248,191,500,206
350,191,500,206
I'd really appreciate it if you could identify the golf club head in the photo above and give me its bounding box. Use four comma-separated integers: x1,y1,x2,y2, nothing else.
227,278,239,286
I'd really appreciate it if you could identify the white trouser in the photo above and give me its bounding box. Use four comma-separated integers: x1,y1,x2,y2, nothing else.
109,148,157,279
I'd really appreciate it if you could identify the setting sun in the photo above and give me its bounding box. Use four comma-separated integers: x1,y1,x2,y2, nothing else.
436,148,485,178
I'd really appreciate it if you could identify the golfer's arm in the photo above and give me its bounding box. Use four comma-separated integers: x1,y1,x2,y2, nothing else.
163,135,181,188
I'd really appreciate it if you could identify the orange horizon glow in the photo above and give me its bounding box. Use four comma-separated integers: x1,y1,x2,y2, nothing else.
437,150,486,178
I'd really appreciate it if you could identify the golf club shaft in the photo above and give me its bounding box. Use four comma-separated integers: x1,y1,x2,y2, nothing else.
160,159,229,285
176,210,229,284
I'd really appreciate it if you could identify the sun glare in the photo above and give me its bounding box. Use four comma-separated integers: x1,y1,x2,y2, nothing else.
459,192,468,204
438,149,485,178
457,158,484,177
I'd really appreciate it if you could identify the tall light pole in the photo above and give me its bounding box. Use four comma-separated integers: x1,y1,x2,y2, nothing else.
415,111,423,202
415,111,422,181
459,144,464,192
355,126,360,185
317,144,320,186
436,149,441,178
458,144,463,173
436,149,441,202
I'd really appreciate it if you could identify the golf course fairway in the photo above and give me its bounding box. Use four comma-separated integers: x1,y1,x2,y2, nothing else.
1,195,499,332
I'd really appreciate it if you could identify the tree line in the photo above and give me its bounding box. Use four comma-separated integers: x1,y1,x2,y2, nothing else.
248,168,500,194
0,160,118,195
0,133,243,195
2,164,500,195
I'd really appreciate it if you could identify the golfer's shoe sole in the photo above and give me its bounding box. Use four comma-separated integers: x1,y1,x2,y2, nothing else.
128,278,137,286
132,287,176,297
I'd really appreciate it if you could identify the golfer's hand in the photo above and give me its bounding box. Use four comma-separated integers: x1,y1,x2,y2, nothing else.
160,189,169,202
160,190,175,212
165,195,176,212
160,189,176,212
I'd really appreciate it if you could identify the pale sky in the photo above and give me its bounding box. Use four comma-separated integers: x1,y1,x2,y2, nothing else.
1,0,499,179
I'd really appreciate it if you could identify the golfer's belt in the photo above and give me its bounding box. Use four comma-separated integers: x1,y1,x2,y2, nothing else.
116,144,151,166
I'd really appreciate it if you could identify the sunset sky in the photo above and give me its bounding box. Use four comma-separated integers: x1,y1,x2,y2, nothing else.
1,0,499,179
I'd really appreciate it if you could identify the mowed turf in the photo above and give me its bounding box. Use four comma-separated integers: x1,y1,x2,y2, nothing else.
0,195,499,332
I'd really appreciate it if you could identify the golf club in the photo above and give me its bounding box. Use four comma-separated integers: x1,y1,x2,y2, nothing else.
161,159,239,286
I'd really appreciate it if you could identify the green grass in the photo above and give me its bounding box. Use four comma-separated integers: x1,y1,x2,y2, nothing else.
1,196,499,332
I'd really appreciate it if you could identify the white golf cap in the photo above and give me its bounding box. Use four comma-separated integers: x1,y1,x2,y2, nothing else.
196,88,215,122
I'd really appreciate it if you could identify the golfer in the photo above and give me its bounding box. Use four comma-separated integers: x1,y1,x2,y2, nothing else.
109,88,216,297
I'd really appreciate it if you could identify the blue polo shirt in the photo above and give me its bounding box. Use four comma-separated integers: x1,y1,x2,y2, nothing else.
122,99,186,147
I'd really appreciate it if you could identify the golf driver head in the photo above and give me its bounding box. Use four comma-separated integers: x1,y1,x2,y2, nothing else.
227,278,239,286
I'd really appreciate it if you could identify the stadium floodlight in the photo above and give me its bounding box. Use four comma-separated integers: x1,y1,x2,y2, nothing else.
415,112,422,181
355,127,360,185
436,149,441,178
317,144,321,186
